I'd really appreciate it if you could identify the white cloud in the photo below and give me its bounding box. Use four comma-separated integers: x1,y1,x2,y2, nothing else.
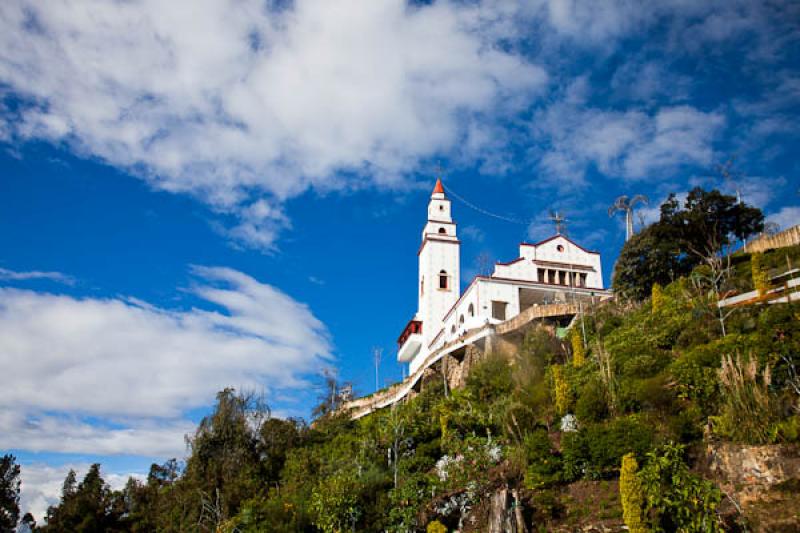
19,462,145,523
688,174,787,210
0,0,547,249
0,412,193,458
0,268,74,284
768,205,800,232
532,102,724,185
0,266,331,456
523,0,796,55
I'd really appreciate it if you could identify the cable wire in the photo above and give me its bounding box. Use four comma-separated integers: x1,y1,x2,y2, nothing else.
442,184,531,226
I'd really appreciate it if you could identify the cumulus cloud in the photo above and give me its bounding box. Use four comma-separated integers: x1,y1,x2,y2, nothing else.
532,101,724,186
0,0,547,249
0,266,331,456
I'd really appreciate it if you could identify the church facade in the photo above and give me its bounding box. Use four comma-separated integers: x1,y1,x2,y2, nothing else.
397,179,609,374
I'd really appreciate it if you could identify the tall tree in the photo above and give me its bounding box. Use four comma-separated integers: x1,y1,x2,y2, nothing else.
608,195,649,241
0,455,21,533
42,464,123,532
184,388,267,529
613,187,764,300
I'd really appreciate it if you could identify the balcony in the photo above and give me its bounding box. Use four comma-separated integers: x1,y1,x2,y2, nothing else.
397,319,423,362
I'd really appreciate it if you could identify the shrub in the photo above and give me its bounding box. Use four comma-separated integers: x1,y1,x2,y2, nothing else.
466,354,513,403
550,365,570,416
562,416,654,480
639,443,722,532
523,429,562,489
714,353,777,444
651,283,664,313
571,327,586,368
575,378,609,424
668,404,704,443
310,472,360,533
751,252,770,296
619,453,646,533
427,519,447,533
670,342,724,411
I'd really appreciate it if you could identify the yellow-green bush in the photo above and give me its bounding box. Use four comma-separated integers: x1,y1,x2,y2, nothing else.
551,365,570,415
620,453,646,533
571,328,585,368
651,282,664,313
751,252,770,296
427,520,447,533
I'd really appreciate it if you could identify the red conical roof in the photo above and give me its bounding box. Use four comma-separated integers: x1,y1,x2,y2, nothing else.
432,178,444,195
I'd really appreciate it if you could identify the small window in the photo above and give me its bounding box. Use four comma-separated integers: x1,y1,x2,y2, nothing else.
459,314,464,325
451,325,456,334
439,205,444,211
468,303,474,317
491,301,507,321
557,244,565,252
439,270,448,290
438,227,446,234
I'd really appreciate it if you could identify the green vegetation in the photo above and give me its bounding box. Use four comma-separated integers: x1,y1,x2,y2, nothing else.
613,187,763,301
751,252,770,296
0,455,21,533
620,453,645,533
16,201,800,530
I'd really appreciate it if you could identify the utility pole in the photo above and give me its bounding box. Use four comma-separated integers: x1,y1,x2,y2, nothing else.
373,347,383,392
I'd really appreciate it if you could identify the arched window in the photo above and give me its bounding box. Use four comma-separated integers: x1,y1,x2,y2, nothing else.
468,303,474,317
459,314,464,325
451,325,456,334
439,270,448,290
438,227,446,234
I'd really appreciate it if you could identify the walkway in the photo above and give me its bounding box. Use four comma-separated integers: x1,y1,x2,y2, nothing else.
342,302,580,419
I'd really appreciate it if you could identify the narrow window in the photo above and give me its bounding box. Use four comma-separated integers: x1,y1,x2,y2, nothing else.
537,268,545,283
459,314,464,325
420,277,424,296
439,270,448,290
559,271,566,285
468,303,474,317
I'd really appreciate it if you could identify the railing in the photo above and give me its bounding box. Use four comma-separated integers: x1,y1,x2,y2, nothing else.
397,319,422,348
346,302,590,419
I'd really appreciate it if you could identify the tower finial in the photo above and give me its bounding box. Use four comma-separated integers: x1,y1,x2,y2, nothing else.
432,162,445,195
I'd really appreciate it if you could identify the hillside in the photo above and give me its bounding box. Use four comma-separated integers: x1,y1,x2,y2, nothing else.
22,245,800,532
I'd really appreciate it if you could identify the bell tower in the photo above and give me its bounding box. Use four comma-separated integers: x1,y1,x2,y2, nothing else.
417,178,460,354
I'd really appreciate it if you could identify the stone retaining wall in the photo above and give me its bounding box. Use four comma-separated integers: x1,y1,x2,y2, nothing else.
744,224,800,253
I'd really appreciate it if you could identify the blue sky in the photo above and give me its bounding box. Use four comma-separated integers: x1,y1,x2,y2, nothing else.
1,0,799,519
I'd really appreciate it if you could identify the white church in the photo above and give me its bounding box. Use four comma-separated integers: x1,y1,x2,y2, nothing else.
397,179,609,374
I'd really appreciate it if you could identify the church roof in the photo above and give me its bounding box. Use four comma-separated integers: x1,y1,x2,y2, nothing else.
432,178,444,195
520,234,600,255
